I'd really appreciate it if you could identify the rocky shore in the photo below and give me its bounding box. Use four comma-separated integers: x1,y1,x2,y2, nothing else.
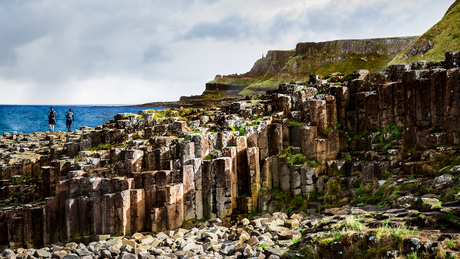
2,51,460,258
136,97,244,109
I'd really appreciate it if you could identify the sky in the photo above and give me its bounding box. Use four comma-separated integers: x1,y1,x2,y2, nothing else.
0,0,455,105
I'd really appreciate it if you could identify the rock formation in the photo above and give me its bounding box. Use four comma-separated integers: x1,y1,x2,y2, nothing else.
2,51,460,258
205,37,417,97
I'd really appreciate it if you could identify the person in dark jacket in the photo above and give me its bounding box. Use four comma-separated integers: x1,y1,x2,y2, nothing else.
48,107,57,132
65,108,75,132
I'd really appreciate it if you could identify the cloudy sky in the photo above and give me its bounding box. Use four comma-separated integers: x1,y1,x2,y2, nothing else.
0,0,454,105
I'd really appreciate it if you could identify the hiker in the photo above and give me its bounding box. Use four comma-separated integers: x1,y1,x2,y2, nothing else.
65,108,75,132
48,107,57,132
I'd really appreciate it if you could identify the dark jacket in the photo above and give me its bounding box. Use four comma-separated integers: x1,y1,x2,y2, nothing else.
65,111,74,121
48,109,57,120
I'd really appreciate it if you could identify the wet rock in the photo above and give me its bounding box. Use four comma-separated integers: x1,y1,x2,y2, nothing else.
403,238,421,255
34,249,52,258
121,253,138,259
382,250,399,259
52,250,68,259
433,174,454,188
278,230,300,240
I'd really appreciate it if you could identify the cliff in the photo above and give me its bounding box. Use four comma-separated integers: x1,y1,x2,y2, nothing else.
206,37,416,98
288,37,416,76
389,0,460,65
247,50,296,78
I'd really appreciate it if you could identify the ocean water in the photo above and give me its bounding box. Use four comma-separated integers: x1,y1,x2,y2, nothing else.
0,105,164,134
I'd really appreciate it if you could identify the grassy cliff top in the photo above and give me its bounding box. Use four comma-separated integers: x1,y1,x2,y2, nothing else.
388,0,460,65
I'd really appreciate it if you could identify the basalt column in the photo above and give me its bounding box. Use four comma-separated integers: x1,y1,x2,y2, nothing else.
222,147,238,211
236,136,248,197
214,157,233,218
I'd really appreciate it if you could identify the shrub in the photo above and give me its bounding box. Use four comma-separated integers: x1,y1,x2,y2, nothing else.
238,127,247,136
288,121,302,127
87,143,112,151
376,124,403,153
288,154,307,167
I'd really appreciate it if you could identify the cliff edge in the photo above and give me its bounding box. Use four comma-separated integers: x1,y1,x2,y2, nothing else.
205,37,416,98
388,0,460,65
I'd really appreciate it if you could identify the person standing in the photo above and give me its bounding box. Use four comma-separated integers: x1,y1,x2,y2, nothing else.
65,108,75,132
48,107,57,132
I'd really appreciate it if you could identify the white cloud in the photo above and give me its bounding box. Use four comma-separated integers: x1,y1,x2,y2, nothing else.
0,0,455,104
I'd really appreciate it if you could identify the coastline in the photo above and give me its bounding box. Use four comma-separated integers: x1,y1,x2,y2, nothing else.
134,96,245,108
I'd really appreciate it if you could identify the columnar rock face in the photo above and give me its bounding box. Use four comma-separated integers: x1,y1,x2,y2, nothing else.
3,51,460,250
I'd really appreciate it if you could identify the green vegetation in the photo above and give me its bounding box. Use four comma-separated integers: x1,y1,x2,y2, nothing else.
238,126,247,136
10,175,31,185
446,239,456,249
297,219,421,259
248,210,260,220
287,154,308,167
86,143,112,151
239,75,309,96
288,121,302,127
153,110,166,120
279,146,320,168
389,1,460,65
376,124,403,153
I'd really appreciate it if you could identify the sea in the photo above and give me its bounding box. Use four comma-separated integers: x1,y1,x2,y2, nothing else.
0,105,165,134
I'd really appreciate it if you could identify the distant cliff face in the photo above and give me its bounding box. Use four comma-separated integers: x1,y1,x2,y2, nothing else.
248,50,295,78
284,37,417,76
244,37,416,80
389,0,460,65
204,37,416,98
295,38,415,58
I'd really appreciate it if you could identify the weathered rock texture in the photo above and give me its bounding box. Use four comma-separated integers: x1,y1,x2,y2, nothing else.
1,51,460,253
207,36,417,97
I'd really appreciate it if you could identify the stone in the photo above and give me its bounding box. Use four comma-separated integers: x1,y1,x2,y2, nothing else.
284,219,299,228
278,230,300,240
121,253,138,259
247,236,259,246
52,250,68,259
403,238,421,255
239,231,250,243
35,249,52,258
433,174,454,188
122,240,136,248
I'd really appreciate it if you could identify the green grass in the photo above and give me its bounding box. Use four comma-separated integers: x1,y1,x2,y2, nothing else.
239,75,309,96
288,121,303,127
207,77,255,86
279,146,320,168
376,124,403,153
287,154,308,167
389,1,460,65
86,143,112,151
